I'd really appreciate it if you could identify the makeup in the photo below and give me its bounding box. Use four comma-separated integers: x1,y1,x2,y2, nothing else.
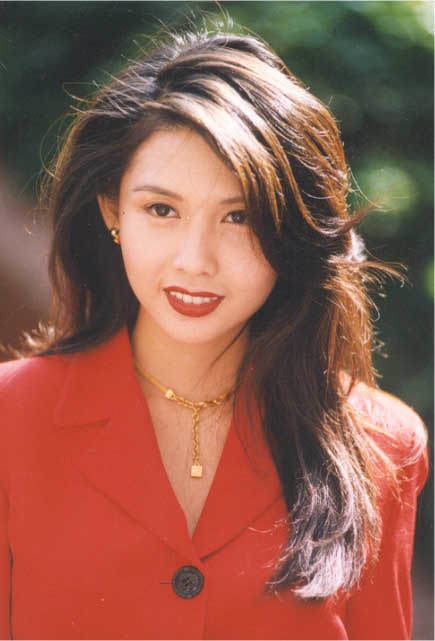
165,290,223,317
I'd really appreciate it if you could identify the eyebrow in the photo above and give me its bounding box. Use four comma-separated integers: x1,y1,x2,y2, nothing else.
131,183,245,205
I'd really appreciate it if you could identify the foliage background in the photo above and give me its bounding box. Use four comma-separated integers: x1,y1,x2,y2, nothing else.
2,0,433,610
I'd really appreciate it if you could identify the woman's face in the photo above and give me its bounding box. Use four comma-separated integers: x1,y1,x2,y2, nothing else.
99,127,277,346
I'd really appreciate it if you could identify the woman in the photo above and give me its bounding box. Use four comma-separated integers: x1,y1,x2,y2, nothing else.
0,24,429,640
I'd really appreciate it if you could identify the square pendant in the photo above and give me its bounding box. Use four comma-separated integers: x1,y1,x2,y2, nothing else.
191,464,203,478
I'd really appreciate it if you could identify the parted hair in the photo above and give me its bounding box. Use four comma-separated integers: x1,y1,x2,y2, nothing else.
13,18,422,600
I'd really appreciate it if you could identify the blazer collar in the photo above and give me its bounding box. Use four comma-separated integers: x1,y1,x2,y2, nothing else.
53,325,282,562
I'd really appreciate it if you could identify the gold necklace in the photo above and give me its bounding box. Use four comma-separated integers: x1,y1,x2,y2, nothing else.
134,362,235,478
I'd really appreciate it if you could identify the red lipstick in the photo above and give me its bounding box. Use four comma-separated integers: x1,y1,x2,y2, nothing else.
164,287,224,318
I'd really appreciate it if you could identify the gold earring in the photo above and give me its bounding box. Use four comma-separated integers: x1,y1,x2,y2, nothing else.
110,227,120,245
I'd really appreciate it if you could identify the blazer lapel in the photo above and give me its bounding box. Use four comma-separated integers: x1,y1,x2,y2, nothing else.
53,326,282,563
192,385,282,559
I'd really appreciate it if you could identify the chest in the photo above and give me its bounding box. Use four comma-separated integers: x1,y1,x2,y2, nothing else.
146,399,232,537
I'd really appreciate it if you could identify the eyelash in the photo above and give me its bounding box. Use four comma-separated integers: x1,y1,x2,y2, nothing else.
145,203,248,226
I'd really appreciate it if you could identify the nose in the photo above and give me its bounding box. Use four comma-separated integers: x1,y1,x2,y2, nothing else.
172,217,218,276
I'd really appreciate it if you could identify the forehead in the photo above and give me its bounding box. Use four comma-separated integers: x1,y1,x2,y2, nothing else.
121,127,244,201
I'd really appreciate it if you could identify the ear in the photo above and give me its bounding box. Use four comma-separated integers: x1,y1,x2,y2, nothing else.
97,194,119,230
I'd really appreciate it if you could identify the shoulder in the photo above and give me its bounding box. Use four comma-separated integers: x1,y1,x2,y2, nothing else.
348,381,427,450
0,353,75,486
0,353,70,412
0,352,68,390
347,380,429,494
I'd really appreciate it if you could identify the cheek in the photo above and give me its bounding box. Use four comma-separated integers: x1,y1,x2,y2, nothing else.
119,228,163,290
240,238,277,290
231,253,277,307
252,267,277,304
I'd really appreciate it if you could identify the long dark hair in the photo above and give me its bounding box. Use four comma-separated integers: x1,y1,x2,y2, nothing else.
11,20,425,600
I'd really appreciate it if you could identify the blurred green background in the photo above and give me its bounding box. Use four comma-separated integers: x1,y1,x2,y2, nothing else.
1,0,433,627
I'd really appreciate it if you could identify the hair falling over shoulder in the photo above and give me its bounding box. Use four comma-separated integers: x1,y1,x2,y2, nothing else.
11,15,424,600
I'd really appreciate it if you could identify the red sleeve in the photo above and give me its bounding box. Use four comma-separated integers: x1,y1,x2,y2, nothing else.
0,361,17,639
345,440,429,640
0,476,11,640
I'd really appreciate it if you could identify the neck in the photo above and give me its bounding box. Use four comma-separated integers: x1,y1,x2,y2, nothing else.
131,309,249,402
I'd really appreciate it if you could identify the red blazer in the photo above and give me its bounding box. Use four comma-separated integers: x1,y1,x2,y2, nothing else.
0,326,429,640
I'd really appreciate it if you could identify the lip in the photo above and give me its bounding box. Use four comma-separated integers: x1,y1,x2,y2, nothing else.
164,290,223,318
164,286,224,298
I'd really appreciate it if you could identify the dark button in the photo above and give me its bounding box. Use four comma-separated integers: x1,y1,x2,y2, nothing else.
172,565,204,599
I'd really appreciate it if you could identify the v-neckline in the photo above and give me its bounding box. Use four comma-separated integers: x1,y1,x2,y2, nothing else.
129,363,237,541
54,324,283,562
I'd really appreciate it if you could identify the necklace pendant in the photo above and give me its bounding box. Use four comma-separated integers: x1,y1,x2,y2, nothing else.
191,464,203,478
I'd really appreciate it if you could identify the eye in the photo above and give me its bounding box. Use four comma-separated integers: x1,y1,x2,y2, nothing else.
225,210,248,225
144,203,248,225
146,203,176,218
